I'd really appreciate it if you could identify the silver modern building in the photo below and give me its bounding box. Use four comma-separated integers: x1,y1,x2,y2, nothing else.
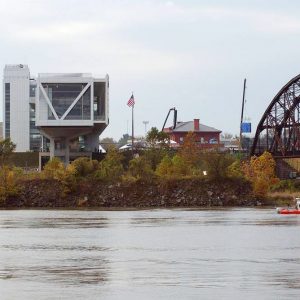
3,64,109,164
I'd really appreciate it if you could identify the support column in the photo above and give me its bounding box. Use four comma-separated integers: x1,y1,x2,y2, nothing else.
49,138,55,160
65,138,70,165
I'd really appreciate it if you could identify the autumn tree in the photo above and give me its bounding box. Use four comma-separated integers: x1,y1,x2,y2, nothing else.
242,151,279,198
178,131,201,167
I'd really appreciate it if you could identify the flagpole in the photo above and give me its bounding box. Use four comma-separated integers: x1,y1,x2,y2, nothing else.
132,93,134,157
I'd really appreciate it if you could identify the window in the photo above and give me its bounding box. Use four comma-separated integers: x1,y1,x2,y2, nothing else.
5,83,10,138
30,84,36,97
29,103,41,151
42,83,91,120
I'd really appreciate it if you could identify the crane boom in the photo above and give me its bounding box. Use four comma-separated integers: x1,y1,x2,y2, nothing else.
162,107,177,131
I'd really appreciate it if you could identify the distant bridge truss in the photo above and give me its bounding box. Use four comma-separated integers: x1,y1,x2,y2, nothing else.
251,74,300,157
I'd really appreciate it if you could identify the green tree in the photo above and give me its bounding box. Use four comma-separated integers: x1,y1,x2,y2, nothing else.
145,127,171,170
128,156,154,181
203,150,234,179
146,127,170,148
0,138,16,166
118,134,130,147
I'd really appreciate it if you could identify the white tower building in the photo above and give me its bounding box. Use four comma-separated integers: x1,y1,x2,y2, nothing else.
3,65,31,151
3,65,109,165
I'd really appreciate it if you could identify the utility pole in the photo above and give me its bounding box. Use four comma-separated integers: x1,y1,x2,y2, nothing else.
240,78,247,151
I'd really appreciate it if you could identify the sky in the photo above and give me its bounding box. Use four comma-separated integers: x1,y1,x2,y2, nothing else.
1,0,300,140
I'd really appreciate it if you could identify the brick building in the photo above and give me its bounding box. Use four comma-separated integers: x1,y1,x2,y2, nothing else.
164,119,222,149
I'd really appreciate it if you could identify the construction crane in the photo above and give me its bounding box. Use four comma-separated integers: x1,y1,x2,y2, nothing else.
162,107,177,131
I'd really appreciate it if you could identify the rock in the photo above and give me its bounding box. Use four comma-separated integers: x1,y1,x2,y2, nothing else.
78,197,88,206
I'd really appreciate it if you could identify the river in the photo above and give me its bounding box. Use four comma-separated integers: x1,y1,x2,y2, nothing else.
0,209,299,299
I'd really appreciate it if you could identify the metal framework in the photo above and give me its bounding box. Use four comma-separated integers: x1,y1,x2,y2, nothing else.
251,74,300,157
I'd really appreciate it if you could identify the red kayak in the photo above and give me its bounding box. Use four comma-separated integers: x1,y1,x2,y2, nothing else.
277,209,300,214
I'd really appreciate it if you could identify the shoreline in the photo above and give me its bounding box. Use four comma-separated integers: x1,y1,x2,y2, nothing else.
0,205,278,211
1,177,291,209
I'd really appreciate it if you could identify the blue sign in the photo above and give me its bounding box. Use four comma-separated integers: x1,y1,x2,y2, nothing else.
241,122,251,133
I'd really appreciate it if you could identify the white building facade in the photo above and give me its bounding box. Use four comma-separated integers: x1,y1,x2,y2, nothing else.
3,64,109,164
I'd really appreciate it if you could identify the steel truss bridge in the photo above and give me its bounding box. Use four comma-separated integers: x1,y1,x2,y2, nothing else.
251,74,300,158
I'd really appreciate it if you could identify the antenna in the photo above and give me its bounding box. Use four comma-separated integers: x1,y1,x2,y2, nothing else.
240,78,247,151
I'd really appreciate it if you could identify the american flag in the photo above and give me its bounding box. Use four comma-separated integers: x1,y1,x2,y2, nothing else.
127,94,135,107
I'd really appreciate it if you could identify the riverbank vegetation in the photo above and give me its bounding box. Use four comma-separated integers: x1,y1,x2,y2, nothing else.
0,130,287,208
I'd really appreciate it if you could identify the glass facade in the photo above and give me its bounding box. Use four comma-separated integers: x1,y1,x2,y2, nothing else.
29,82,36,97
5,83,10,138
66,87,91,120
94,82,106,120
29,103,41,151
42,83,91,120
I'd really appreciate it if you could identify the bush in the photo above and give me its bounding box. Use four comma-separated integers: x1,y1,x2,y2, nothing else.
270,179,300,192
227,160,244,179
42,157,76,195
71,157,99,177
143,148,169,170
202,151,235,179
95,148,124,182
156,154,197,179
128,156,154,181
155,155,173,178
0,166,22,203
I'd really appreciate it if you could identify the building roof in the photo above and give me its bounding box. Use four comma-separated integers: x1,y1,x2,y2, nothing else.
169,121,221,133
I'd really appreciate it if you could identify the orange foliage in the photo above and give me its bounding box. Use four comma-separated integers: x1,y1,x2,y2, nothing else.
243,151,279,198
178,132,200,166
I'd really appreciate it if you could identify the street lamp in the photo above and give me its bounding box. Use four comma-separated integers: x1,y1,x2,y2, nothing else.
142,121,149,136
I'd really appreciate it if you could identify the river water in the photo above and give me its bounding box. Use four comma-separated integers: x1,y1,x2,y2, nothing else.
0,209,300,299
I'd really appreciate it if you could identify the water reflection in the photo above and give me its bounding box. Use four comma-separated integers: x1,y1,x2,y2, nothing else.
1,217,110,229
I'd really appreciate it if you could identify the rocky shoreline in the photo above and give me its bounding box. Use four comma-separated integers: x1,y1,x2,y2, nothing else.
0,177,277,209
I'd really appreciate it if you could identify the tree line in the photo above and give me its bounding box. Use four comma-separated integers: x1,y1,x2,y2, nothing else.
0,129,280,203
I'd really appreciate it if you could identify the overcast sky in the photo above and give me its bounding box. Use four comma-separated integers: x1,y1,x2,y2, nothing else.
1,0,300,140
